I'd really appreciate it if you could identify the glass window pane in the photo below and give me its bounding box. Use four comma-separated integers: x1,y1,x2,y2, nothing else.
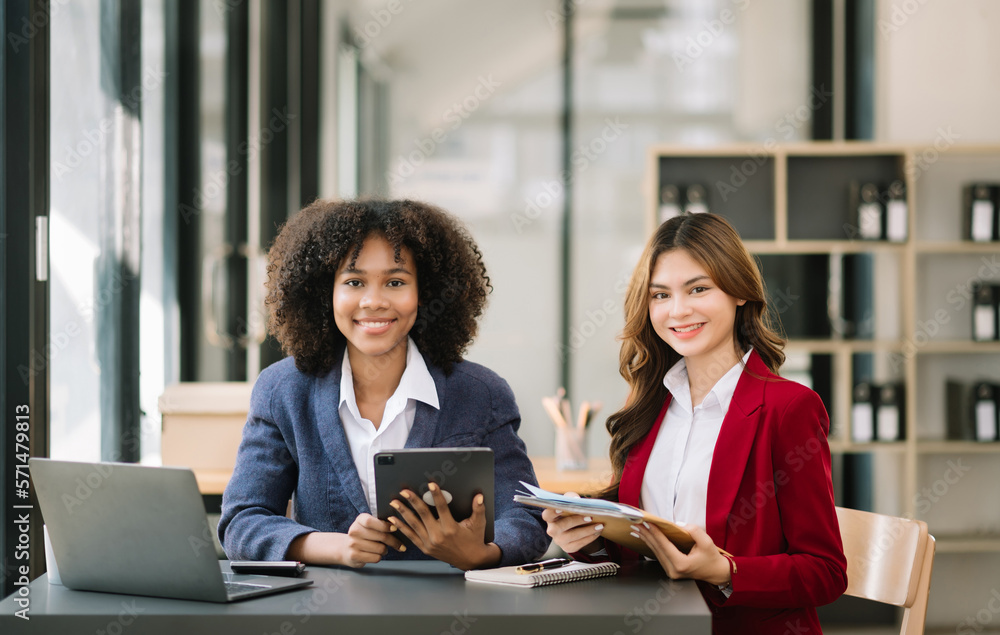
372,0,564,455
569,0,812,459
49,2,107,461
140,0,170,464
196,0,230,381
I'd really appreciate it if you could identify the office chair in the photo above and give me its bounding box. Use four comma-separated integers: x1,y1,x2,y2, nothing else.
835,506,936,635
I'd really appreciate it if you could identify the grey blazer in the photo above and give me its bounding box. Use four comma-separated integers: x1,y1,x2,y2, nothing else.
218,349,549,566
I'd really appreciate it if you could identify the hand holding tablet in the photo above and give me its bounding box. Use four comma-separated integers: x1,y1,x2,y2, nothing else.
373,448,499,570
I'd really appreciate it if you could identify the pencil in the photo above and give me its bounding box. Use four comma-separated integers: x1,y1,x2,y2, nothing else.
577,401,590,431
558,388,572,435
541,396,567,429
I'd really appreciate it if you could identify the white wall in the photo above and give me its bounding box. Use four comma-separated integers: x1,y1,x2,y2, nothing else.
875,0,1000,142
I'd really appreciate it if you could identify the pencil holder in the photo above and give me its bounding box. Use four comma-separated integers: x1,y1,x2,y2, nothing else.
555,425,587,471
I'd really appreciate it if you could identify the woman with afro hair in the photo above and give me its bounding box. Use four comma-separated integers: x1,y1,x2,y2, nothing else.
219,198,548,570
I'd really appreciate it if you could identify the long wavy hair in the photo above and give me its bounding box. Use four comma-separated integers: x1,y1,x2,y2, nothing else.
598,213,785,501
264,198,492,375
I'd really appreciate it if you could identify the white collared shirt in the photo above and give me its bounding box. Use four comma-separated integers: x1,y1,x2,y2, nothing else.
640,349,752,528
339,337,440,513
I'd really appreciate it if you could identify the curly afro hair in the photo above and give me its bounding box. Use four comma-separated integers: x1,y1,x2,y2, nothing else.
264,198,492,376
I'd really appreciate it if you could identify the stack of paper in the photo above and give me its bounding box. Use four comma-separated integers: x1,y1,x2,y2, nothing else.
514,481,725,557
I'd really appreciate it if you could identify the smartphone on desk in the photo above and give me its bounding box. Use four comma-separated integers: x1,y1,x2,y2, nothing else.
230,561,306,577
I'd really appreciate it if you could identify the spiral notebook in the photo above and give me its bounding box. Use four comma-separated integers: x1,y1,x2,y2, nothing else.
464,561,620,588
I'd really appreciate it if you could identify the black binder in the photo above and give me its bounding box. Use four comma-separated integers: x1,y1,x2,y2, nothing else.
946,380,975,441
683,183,709,215
658,184,682,224
758,255,832,339
876,383,905,442
973,382,999,442
851,382,876,443
972,282,998,342
841,254,874,339
964,183,999,242
885,180,908,242
853,182,884,240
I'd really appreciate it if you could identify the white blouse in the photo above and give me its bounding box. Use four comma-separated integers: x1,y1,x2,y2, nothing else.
339,338,440,513
639,349,752,528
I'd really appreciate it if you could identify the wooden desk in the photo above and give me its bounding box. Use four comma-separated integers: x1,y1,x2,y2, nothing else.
0,560,711,634
162,383,614,497
191,469,233,496
530,456,612,495
192,457,612,496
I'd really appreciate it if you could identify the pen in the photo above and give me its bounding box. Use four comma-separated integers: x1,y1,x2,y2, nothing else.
515,558,572,574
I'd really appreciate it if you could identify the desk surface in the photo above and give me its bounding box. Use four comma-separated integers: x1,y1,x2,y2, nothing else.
1,560,710,635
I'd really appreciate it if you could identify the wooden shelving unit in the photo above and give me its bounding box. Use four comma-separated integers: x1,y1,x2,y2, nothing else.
933,535,1000,554
647,143,1000,562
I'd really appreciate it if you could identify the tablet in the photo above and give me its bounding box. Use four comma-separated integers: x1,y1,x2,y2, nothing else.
374,447,494,544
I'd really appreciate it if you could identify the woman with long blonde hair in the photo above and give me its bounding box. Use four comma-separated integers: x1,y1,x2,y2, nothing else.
545,213,847,634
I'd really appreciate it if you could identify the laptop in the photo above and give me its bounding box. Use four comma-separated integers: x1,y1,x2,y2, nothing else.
29,458,313,602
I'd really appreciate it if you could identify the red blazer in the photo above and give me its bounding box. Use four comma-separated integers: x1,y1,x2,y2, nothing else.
611,351,848,634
